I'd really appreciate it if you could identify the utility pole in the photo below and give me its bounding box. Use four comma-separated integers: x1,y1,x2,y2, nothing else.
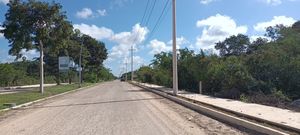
172,0,178,95
39,40,44,94
125,59,128,81
79,40,83,88
130,45,134,81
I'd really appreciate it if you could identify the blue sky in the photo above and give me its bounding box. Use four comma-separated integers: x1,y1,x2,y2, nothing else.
0,0,299,76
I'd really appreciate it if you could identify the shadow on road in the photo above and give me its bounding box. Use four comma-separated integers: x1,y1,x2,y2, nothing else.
125,89,152,93
16,97,163,110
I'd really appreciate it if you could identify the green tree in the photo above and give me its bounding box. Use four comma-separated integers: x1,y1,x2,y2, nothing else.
1,0,73,91
0,64,17,86
265,25,285,41
68,31,108,83
82,35,107,68
82,34,108,82
135,21,300,106
246,25,300,99
207,56,256,98
151,52,172,87
1,0,73,58
292,21,300,32
98,67,115,81
137,66,154,83
177,48,198,91
247,37,268,54
215,34,250,57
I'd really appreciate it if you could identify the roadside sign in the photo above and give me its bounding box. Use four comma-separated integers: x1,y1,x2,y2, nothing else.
59,56,70,71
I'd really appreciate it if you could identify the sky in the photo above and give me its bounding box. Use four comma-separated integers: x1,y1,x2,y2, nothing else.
0,0,299,76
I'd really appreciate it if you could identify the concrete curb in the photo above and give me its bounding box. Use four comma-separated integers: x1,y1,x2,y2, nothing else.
131,82,292,135
0,83,99,113
134,82,300,133
178,94,300,134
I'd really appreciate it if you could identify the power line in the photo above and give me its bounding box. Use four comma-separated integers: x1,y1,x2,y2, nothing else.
132,0,151,45
144,0,157,27
124,0,151,81
140,0,150,25
127,0,170,79
145,0,171,43
126,0,173,83
133,0,170,46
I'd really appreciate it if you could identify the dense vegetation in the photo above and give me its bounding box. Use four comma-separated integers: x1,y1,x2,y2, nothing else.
0,0,115,87
134,22,300,107
0,59,115,87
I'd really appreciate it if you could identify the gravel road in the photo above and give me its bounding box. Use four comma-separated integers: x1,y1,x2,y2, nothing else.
0,81,248,135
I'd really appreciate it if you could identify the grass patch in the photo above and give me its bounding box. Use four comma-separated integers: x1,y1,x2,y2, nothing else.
0,83,94,110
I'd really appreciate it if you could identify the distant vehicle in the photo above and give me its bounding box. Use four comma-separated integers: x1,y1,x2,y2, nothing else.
120,78,125,82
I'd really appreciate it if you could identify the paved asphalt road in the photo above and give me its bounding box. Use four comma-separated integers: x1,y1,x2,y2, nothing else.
0,81,246,135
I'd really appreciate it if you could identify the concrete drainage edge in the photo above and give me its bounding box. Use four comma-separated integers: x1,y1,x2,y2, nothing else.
131,82,291,135
135,82,300,134
0,83,99,112
177,93,300,134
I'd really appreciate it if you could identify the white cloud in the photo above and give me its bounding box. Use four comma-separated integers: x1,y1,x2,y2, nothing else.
73,23,148,61
0,26,3,38
260,0,298,5
73,23,114,40
20,49,39,60
1,56,15,63
122,57,130,64
261,0,282,5
122,56,144,66
111,23,148,45
109,23,148,60
149,39,171,54
118,55,145,75
97,9,107,16
0,49,39,63
110,0,133,8
76,8,107,19
133,56,144,65
149,36,189,54
167,36,189,47
200,0,216,4
76,8,93,19
0,0,9,5
195,14,247,50
254,16,296,32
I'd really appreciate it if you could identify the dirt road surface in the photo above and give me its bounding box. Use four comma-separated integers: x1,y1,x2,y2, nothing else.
0,81,247,135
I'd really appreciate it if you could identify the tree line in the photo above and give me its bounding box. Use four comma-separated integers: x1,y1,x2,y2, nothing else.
0,0,115,87
134,21,300,107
